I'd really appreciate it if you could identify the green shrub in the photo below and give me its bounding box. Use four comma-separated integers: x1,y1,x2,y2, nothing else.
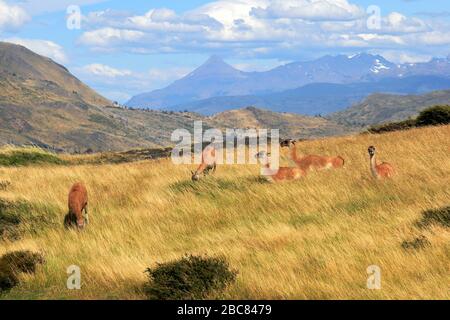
0,251,45,274
367,105,450,134
0,268,18,292
0,150,65,167
0,199,58,241
0,199,21,241
0,250,45,293
144,255,237,300
416,206,450,229
367,119,416,134
416,105,450,127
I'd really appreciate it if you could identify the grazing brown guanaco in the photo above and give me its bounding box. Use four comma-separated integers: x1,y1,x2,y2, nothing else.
289,140,344,171
368,146,395,179
191,145,217,181
65,182,89,229
255,151,306,182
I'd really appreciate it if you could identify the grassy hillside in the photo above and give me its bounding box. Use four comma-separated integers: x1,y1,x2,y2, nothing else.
209,107,351,139
0,43,352,152
330,89,450,128
0,125,449,299
0,42,110,108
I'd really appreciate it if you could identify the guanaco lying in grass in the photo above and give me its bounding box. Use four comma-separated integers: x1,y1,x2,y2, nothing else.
191,145,217,181
368,146,395,179
255,151,306,182
289,140,344,171
65,182,89,229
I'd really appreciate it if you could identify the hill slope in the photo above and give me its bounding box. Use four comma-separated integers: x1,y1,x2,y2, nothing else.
0,42,110,107
0,42,204,151
1,124,449,299
208,107,350,138
0,42,354,151
329,90,450,127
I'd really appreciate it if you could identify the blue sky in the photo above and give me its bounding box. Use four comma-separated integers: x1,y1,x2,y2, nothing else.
1,0,450,102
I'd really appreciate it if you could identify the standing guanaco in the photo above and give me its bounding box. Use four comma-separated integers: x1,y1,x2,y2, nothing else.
289,140,344,171
191,145,217,181
255,151,306,182
368,146,395,179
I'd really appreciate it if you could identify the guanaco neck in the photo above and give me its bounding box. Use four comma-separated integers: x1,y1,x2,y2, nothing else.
370,154,378,178
290,143,300,162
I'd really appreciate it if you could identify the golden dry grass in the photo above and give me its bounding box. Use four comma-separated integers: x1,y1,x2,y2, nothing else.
0,125,449,300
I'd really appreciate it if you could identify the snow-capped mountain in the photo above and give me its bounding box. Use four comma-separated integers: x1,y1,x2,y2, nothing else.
126,53,450,113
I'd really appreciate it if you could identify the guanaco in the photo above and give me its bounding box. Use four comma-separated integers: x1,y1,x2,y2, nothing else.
65,182,89,229
368,146,395,179
255,151,306,182
289,140,344,171
191,145,217,181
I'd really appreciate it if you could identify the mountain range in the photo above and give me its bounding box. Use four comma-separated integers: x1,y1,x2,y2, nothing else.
1,41,449,152
0,42,353,151
127,54,450,115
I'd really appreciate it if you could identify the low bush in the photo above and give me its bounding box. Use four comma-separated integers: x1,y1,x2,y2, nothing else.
367,105,450,134
416,105,450,127
144,255,237,300
0,149,65,167
416,206,450,229
0,250,45,293
367,119,416,134
0,199,21,241
0,199,58,241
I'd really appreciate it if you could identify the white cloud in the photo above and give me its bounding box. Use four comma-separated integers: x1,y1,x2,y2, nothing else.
382,12,428,34
80,63,132,78
251,0,364,21
17,0,108,16
146,67,191,83
372,50,432,64
75,0,450,59
74,64,192,102
3,37,68,63
78,27,145,47
0,0,30,31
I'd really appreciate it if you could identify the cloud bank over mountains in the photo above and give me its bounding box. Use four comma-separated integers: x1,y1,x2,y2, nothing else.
75,0,449,60
2,0,450,102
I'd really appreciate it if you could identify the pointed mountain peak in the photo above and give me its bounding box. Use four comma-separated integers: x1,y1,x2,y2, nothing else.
204,54,226,65
186,55,241,79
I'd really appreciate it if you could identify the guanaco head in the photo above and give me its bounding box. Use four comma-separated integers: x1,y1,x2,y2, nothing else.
191,170,200,181
77,219,85,230
255,151,271,164
368,146,376,157
280,139,294,148
255,151,266,158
